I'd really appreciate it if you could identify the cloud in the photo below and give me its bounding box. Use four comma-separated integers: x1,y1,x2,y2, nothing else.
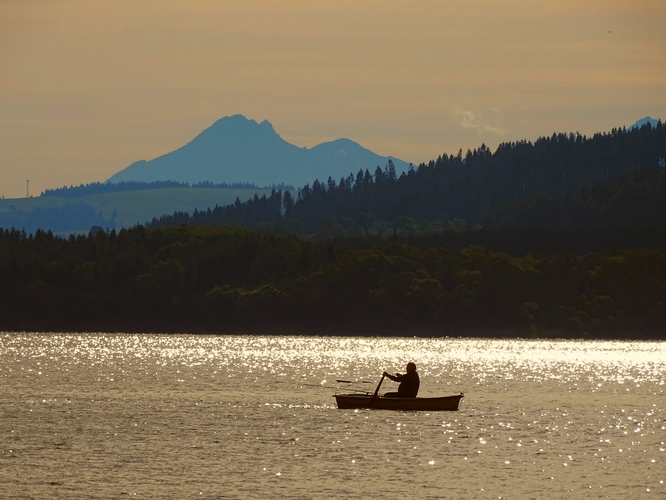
449,106,507,136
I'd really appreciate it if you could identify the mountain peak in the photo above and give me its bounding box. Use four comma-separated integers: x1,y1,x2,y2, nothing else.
107,116,411,186
195,115,282,146
209,114,266,129
628,116,660,130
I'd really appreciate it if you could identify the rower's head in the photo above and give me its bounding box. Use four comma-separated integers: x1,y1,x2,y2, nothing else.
406,362,417,373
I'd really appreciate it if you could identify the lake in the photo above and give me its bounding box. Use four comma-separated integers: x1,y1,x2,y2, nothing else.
0,334,664,499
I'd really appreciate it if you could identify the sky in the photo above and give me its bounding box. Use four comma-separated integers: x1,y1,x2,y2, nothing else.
1,0,664,198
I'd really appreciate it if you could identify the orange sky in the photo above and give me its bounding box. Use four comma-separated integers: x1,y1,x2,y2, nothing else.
1,0,664,198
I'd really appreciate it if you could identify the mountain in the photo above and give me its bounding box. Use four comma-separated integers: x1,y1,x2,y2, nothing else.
106,115,412,187
628,116,660,130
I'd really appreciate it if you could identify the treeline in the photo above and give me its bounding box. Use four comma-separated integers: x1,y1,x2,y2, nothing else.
149,122,666,234
41,180,294,198
0,204,115,234
0,225,664,337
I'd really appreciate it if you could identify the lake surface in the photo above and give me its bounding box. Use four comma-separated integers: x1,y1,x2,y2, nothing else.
0,334,664,499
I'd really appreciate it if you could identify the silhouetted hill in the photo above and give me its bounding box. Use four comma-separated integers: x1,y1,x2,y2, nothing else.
107,115,411,187
149,120,666,235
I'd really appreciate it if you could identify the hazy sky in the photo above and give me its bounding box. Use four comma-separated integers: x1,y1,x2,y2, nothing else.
1,0,664,198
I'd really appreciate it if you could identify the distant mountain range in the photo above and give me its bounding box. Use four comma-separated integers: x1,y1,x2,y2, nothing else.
107,115,412,187
628,116,660,130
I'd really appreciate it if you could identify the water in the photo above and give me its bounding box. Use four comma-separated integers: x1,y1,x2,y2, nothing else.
0,334,664,499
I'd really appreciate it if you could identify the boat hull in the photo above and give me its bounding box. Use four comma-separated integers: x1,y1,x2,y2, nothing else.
334,393,464,411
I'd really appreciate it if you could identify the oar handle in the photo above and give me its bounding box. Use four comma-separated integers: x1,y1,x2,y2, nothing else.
373,374,386,398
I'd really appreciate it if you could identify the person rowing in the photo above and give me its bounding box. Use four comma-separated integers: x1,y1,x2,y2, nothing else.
382,362,420,398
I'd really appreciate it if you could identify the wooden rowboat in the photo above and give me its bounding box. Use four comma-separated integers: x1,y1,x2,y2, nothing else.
334,392,464,411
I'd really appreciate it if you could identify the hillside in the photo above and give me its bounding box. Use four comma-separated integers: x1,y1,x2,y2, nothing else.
150,121,666,235
107,115,412,187
0,187,276,234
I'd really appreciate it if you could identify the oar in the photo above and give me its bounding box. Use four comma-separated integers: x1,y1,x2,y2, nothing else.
300,383,369,394
372,375,385,397
335,379,373,384
369,374,385,409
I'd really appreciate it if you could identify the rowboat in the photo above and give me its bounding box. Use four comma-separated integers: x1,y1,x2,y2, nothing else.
334,392,464,411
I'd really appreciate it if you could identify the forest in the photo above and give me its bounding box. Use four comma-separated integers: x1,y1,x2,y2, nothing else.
0,225,664,338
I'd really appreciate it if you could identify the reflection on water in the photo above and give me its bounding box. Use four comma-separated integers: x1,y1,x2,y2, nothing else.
0,334,664,498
